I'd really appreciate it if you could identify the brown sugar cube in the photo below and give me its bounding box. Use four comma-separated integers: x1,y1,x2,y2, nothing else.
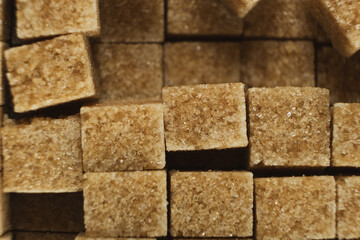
76,233,155,240
332,103,360,167
336,176,360,239
240,41,315,88
223,0,260,18
5,33,97,113
16,0,99,40
15,232,76,240
247,87,330,167
167,0,243,37
83,171,167,237
0,42,6,105
317,46,360,104
165,42,240,87
244,0,317,38
170,171,253,237
81,103,165,172
255,176,336,240
2,115,82,192
99,0,163,42
93,44,162,102
163,83,248,151
307,0,360,57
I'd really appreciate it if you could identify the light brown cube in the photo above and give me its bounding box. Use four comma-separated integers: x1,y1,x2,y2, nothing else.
307,0,360,57
332,103,360,167
5,33,97,113
240,41,315,88
76,233,155,240
337,176,360,239
248,87,330,167
93,44,162,102
255,176,336,240
170,171,253,237
317,46,360,104
99,0,164,42
167,0,243,36
11,192,84,232
0,42,6,105
16,0,100,40
83,171,167,237
81,103,165,172
2,115,82,192
163,83,248,151
244,0,317,38
15,232,77,240
223,0,260,18
0,0,9,42
165,42,240,87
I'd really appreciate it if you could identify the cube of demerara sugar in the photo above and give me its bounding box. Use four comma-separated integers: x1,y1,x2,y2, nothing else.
170,171,253,237
255,176,336,240
0,0,9,42
2,115,82,192
0,42,6,105
99,0,164,42
167,0,243,36
16,0,99,40
337,176,360,239
15,232,76,240
332,103,360,167
240,41,315,88
307,0,360,57
11,193,83,232
247,87,330,167
317,46,360,104
81,103,165,172
164,42,240,87
244,0,317,38
223,0,260,18
4,33,97,113
163,83,248,151
93,44,162,102
83,171,167,237
76,233,156,240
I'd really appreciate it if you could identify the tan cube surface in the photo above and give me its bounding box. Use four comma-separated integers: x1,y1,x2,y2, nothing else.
81,103,165,172
337,176,360,239
0,42,6,105
163,83,247,151
99,0,164,42
332,103,360,167
248,87,330,167
167,0,243,36
317,46,360,104
170,171,253,237
240,41,315,88
165,42,240,87
255,176,336,240
84,171,167,237
93,44,162,102
15,232,77,240
76,233,155,240
307,0,360,57
223,0,260,18
16,0,99,40
2,115,82,192
5,33,97,113
244,0,316,38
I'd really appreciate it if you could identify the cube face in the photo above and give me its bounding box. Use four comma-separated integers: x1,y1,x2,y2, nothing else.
93,44,162,102
76,233,154,240
5,33,96,113
307,0,360,57
0,42,5,105
83,171,167,237
240,41,315,88
255,176,336,240
337,176,360,239
332,103,360,167
163,83,248,151
170,171,253,237
317,47,360,104
244,0,316,38
248,87,330,167
16,0,100,39
15,232,77,240
2,115,82,192
167,0,243,36
165,42,240,87
81,103,165,172
223,0,260,18
99,0,164,42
